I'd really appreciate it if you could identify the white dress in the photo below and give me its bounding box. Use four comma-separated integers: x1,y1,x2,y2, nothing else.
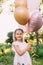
12,41,32,65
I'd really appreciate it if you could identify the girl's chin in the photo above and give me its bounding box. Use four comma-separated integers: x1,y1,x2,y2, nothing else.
17,39,23,41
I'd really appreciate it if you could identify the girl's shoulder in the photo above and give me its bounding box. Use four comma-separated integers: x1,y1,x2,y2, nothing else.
23,42,28,46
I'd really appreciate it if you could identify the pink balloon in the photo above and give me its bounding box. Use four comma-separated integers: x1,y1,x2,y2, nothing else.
42,18,43,25
27,11,43,33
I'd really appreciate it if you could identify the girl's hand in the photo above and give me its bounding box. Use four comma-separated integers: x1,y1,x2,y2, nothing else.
26,45,32,52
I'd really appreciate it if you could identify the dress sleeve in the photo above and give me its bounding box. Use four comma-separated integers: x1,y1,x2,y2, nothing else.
12,42,15,46
12,42,19,52
12,42,16,52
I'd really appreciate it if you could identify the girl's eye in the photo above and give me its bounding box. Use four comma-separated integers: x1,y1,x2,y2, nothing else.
17,33,19,35
20,33,22,35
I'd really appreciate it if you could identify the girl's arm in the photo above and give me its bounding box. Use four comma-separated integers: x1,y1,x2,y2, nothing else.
14,45,28,56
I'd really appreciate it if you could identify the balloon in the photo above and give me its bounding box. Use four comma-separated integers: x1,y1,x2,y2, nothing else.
42,18,43,25
27,0,41,13
26,11,43,33
15,0,27,8
14,7,29,25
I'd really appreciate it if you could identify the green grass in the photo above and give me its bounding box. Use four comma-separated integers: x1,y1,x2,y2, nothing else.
32,57,43,65
0,51,15,65
0,55,43,65
37,58,43,65
0,44,15,65
0,55,13,65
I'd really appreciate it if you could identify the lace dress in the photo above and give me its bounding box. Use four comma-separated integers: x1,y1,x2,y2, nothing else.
12,41,32,65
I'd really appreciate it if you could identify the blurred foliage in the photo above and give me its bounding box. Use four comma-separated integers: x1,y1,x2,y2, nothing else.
38,0,43,17
0,0,43,14
24,31,43,44
29,43,43,65
38,44,43,57
0,0,7,3
9,4,15,12
0,0,14,14
0,44,15,65
6,32,13,44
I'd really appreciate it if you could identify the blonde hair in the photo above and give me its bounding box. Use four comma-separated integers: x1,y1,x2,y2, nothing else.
13,28,24,41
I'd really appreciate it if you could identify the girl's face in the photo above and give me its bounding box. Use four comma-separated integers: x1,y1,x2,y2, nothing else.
15,30,23,41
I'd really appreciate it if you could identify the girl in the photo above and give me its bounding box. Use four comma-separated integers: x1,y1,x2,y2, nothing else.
12,28,32,65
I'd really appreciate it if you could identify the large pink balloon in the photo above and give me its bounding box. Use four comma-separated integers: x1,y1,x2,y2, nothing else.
27,11,43,33
42,18,43,24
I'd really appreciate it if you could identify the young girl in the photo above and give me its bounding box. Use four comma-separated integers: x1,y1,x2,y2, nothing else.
12,28,32,65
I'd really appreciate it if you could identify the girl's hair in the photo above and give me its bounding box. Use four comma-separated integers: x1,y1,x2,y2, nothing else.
13,28,24,41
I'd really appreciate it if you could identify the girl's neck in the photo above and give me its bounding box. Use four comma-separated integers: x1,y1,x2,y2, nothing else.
17,40,23,43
